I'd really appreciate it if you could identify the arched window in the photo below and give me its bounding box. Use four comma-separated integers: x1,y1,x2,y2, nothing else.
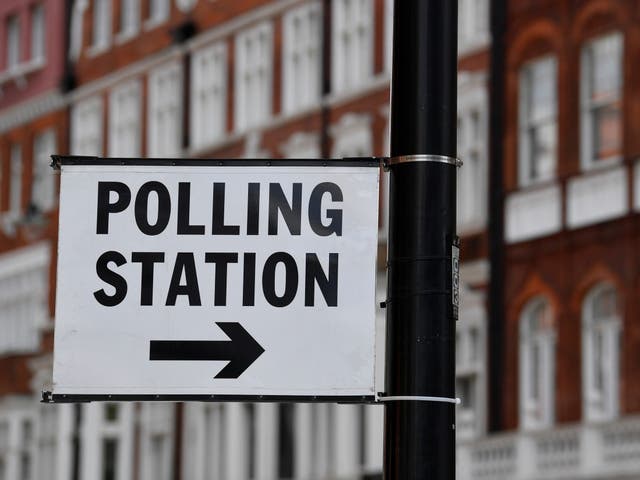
519,297,555,429
582,283,621,421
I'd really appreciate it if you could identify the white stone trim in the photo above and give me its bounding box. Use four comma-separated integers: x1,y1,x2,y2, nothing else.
0,91,66,134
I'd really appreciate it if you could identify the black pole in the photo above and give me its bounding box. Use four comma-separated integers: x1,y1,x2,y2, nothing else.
488,0,506,434
384,1,458,479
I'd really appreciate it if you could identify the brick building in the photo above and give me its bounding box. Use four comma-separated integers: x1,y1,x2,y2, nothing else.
0,0,69,478
10,0,485,478
457,1,640,478
5,1,639,480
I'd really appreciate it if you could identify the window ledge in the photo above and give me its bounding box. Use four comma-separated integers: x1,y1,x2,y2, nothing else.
0,58,46,91
86,43,111,58
115,29,139,45
144,17,167,31
515,177,559,194
581,155,623,174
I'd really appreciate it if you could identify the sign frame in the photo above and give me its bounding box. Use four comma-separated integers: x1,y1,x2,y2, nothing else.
45,155,382,404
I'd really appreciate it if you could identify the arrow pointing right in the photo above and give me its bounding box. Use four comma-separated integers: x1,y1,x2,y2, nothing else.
149,322,265,379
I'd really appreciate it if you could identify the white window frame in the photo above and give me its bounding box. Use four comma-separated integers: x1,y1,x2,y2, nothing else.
91,0,112,52
30,4,46,64
580,32,624,171
282,2,322,114
109,79,142,157
190,42,227,150
519,297,555,430
117,0,139,40
0,401,37,480
455,268,487,440
146,0,169,28
458,0,490,55
384,0,393,72
0,243,50,355
32,129,57,212
139,404,174,480
80,403,134,480
280,132,320,159
7,14,21,71
148,61,183,157
332,0,373,93
234,22,273,132
457,73,488,233
518,56,558,187
9,144,22,217
330,113,372,158
582,283,621,422
71,96,103,156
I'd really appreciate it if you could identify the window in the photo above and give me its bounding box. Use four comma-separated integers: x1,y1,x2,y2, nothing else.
92,0,112,50
456,287,486,440
332,0,373,92
384,0,393,71
280,132,320,158
278,404,295,479
19,420,33,480
235,22,273,131
119,0,139,37
331,113,372,157
458,75,488,232
7,15,20,70
9,145,22,217
81,403,133,480
32,130,57,212
109,80,141,156
191,42,227,149
140,404,173,480
30,5,45,63
519,298,555,430
148,0,169,25
203,405,226,479
0,243,49,355
519,57,557,186
457,107,486,230
581,33,623,169
148,62,183,157
582,283,621,422
458,0,489,54
0,422,8,480
304,404,334,478
36,406,58,480
71,96,103,155
283,2,322,113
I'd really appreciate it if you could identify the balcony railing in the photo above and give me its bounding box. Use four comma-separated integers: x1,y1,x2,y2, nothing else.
458,415,640,479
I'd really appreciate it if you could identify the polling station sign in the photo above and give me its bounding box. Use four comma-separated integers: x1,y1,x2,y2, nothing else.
48,157,380,402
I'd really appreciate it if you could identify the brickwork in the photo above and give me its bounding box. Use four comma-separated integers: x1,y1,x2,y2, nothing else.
503,0,640,432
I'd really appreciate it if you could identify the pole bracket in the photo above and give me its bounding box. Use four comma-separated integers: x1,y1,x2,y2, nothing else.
376,394,461,405
385,154,462,170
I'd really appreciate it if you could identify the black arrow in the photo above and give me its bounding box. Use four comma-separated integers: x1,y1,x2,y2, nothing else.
149,322,265,379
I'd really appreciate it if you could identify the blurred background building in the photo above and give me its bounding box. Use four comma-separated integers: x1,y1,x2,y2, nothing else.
0,0,638,479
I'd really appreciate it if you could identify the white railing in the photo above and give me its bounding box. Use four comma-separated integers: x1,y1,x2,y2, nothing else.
458,415,640,479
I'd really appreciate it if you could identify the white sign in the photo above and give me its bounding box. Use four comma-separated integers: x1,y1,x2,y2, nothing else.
52,159,379,400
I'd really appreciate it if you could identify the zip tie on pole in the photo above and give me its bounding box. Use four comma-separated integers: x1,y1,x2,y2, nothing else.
385,154,463,170
376,395,461,405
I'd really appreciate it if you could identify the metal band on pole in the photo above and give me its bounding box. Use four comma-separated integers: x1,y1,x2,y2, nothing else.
387,154,462,168
384,0,458,479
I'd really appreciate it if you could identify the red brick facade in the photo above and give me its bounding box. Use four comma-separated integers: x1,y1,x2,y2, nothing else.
502,0,640,430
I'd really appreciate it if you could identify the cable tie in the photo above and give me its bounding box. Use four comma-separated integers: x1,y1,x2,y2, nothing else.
376,395,461,405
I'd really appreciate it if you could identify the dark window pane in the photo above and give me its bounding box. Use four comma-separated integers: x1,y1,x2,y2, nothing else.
102,439,118,480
